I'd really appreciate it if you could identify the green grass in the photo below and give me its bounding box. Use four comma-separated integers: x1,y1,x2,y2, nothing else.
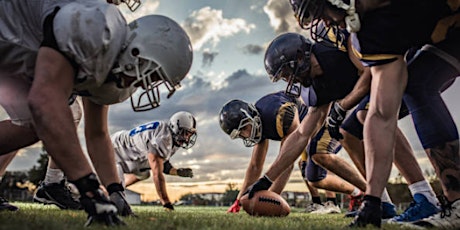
0,202,412,230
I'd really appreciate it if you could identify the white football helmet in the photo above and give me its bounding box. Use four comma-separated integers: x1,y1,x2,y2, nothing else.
169,111,197,149
109,0,141,12
113,15,193,112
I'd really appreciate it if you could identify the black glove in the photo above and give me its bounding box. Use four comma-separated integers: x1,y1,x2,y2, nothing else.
245,175,273,199
177,168,193,178
163,202,174,211
79,189,125,227
109,191,136,217
71,173,125,227
327,101,347,140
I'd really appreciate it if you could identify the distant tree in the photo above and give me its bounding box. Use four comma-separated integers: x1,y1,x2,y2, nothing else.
27,147,49,185
221,183,239,205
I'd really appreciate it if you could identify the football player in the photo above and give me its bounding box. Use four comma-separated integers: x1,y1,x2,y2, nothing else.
288,0,460,228
112,111,197,211
220,91,364,215
247,30,445,223
0,0,193,226
1,0,143,213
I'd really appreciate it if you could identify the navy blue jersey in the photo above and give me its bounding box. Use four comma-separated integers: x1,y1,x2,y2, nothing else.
307,41,360,107
352,0,457,66
255,91,308,141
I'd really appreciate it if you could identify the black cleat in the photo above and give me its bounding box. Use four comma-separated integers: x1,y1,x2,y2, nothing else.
33,180,82,210
0,196,19,211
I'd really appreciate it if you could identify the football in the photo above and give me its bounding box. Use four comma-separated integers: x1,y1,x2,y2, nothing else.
240,190,290,217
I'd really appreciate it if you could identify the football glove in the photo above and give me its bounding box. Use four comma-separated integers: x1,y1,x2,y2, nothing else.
245,175,273,199
227,200,241,213
109,191,136,217
327,101,347,140
163,202,175,211
80,189,125,227
71,173,125,227
177,168,193,178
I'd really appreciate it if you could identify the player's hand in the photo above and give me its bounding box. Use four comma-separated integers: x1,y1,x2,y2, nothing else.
177,168,193,178
327,101,347,140
245,175,273,199
109,191,136,217
227,200,241,213
163,202,175,211
80,189,125,227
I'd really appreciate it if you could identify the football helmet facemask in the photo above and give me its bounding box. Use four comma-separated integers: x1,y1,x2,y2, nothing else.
219,100,262,147
169,111,197,149
113,15,193,112
108,0,141,12
290,0,360,42
264,32,313,97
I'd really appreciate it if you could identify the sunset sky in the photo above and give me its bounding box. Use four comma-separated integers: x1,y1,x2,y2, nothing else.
2,0,460,203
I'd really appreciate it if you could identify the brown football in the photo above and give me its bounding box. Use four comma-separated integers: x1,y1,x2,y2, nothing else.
240,190,290,217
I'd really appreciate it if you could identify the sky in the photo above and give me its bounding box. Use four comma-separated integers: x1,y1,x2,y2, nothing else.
2,0,460,202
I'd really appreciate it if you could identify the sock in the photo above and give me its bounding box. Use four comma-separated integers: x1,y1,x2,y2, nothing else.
351,187,361,197
312,196,322,204
44,168,65,184
380,188,392,203
409,180,439,207
327,197,337,205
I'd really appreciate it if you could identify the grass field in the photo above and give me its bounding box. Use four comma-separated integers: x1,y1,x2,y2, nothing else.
0,202,413,230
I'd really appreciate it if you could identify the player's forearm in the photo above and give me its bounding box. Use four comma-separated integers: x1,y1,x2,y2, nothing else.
168,168,178,176
238,166,263,199
153,174,170,204
266,105,327,181
339,68,371,110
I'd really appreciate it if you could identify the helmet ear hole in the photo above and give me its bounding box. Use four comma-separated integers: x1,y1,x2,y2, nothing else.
131,48,140,57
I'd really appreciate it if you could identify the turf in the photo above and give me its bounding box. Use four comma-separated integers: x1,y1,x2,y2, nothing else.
0,202,412,230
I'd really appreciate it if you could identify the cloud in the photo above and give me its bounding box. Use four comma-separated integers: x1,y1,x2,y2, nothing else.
201,49,219,67
241,44,264,55
263,0,302,34
182,7,256,50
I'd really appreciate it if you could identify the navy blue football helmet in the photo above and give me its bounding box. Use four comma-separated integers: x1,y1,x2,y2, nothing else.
264,32,313,97
219,100,262,147
289,0,360,44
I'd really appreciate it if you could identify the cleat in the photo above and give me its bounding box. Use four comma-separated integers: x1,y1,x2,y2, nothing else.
0,196,19,211
388,193,440,223
305,203,325,213
406,197,460,229
381,201,397,219
349,198,382,228
33,180,82,210
311,201,341,214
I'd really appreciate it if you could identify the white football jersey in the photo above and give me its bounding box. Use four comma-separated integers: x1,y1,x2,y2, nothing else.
112,121,179,174
0,0,133,105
